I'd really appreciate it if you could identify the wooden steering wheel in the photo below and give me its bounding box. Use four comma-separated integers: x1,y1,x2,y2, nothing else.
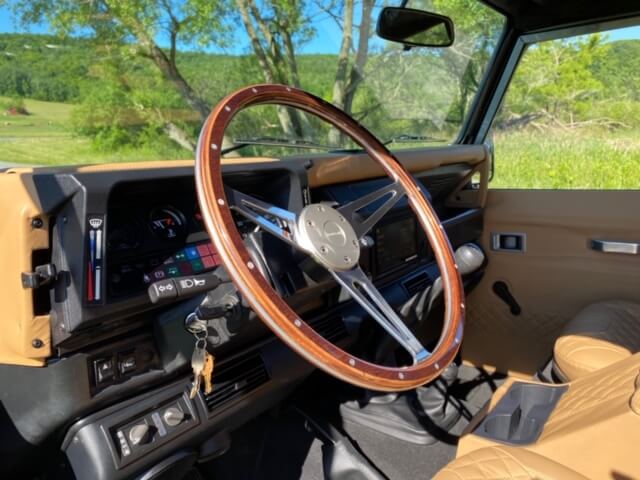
195,84,464,392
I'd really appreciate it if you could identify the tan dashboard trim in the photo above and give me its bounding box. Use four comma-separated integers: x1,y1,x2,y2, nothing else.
306,145,487,188
0,172,52,366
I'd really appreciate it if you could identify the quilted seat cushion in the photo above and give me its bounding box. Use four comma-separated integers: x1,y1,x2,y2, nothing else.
433,446,587,480
553,301,640,380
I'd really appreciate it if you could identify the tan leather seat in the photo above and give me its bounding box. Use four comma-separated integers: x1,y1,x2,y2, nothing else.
553,300,640,381
433,446,587,480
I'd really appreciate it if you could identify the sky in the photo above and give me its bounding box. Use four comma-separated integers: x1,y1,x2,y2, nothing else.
0,4,350,55
1,4,639,54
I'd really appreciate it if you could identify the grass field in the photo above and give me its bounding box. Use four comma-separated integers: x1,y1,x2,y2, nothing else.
0,97,186,165
1,98,639,189
492,128,640,189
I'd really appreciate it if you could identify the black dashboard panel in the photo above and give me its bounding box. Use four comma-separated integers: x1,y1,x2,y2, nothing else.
47,163,308,349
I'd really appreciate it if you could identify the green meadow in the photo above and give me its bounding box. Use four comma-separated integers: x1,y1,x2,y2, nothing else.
0,97,186,165
2,97,639,190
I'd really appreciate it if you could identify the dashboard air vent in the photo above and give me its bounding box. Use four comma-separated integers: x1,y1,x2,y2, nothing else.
308,315,348,343
403,272,431,297
204,352,269,412
423,175,459,201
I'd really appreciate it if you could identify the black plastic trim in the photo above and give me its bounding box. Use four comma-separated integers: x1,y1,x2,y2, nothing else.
474,381,568,445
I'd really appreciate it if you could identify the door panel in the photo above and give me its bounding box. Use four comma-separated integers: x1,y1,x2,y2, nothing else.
464,189,640,375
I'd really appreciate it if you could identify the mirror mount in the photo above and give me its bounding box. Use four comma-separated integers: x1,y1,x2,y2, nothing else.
377,7,455,49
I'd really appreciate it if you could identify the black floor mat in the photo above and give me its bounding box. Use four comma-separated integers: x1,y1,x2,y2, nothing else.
200,366,507,480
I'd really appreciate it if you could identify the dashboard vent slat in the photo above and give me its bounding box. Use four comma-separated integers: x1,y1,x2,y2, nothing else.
308,315,348,343
204,352,269,412
403,272,431,297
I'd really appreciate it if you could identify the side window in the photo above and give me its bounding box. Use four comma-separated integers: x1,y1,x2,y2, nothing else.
489,26,640,189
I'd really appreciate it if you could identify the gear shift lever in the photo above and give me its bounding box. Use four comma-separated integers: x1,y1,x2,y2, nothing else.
420,243,485,317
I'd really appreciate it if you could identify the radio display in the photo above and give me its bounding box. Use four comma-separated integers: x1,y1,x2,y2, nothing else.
375,217,418,273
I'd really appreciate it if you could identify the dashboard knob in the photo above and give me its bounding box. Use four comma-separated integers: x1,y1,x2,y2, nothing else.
163,407,185,427
128,423,151,446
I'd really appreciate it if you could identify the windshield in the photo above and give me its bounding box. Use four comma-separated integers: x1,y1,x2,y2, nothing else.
0,0,504,166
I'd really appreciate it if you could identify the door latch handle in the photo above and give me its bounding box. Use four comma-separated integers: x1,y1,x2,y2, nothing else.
493,281,521,316
590,240,640,255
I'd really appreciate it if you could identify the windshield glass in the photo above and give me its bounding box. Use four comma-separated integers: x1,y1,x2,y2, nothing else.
0,0,504,166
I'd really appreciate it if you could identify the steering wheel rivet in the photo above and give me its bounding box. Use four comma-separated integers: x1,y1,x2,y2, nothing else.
247,261,255,269
294,319,302,327
251,87,258,93
435,362,440,369
224,105,231,112
349,358,356,366
211,143,218,150
320,246,328,254
344,256,351,263
217,198,225,205
306,220,315,227
398,372,405,379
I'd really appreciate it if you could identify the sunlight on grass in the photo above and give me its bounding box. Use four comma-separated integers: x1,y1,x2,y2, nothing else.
1,96,639,185
0,137,187,165
0,97,188,165
491,128,640,189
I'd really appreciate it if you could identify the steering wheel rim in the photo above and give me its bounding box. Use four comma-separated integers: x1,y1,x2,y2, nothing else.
195,84,464,391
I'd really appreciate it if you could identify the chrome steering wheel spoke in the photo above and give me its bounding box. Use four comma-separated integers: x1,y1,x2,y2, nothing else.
227,185,429,365
331,266,430,364
337,181,406,239
225,187,302,249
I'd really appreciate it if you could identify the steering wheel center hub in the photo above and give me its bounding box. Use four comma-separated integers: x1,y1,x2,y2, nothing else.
297,203,360,271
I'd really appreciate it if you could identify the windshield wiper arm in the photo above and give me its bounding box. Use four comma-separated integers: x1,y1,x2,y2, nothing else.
222,136,341,155
384,134,445,145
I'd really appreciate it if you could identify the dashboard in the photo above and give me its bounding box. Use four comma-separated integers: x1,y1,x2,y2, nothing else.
0,150,486,479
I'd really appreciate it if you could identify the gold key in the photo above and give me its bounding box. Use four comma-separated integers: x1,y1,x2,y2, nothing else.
202,352,215,395
189,337,207,399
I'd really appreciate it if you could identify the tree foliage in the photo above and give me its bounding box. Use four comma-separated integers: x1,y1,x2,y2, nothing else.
1,0,639,156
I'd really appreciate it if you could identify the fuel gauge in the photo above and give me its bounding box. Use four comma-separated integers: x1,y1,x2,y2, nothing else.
149,207,186,241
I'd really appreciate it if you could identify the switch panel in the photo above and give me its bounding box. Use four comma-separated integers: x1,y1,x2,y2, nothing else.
110,393,197,469
88,337,160,395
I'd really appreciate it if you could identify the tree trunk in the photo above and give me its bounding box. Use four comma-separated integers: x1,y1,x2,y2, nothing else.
163,121,196,152
236,0,306,139
329,0,354,144
344,0,374,115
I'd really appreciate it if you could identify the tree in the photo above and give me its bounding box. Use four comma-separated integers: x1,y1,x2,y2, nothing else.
2,0,231,150
498,34,609,129
234,0,314,137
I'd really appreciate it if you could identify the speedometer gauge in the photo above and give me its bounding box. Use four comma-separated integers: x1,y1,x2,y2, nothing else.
149,206,186,240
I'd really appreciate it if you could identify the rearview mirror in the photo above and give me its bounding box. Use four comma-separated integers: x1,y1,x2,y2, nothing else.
376,7,454,48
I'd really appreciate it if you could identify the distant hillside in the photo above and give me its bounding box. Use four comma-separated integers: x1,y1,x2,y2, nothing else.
0,33,340,106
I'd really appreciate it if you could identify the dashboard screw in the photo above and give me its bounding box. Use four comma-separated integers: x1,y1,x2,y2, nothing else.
32,338,44,348
31,218,43,229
